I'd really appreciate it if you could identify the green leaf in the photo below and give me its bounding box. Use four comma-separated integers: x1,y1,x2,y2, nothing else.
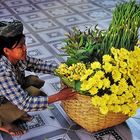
76,49,86,54
75,80,82,91
61,76,75,88
79,36,84,47
66,57,78,66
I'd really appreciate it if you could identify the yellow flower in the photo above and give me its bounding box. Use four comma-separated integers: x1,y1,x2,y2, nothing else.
89,87,98,95
135,81,140,90
81,80,93,91
112,69,121,82
103,54,112,62
69,65,75,71
99,105,109,115
85,69,93,76
80,80,88,91
134,46,140,55
110,84,119,94
118,96,125,104
88,77,97,85
128,73,136,85
119,68,127,77
119,48,129,59
111,47,119,61
125,91,133,98
112,105,121,113
97,80,103,89
103,78,110,88
134,90,140,99
129,103,138,112
59,63,68,68
80,69,93,81
137,40,140,45
104,93,110,99
91,61,101,70
108,94,119,104
111,47,119,55
121,104,130,115
119,61,127,68
129,111,137,117
72,74,80,80
135,74,140,81
128,55,138,69
118,78,128,92
95,70,105,78
92,96,100,107
80,74,88,81
103,62,113,73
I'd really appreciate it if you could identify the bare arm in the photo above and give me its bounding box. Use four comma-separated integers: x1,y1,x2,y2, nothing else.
48,88,76,104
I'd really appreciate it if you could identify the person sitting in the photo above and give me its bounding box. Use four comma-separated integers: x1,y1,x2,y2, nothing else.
0,20,75,136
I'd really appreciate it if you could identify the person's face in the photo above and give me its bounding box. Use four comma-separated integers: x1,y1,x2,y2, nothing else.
4,36,27,64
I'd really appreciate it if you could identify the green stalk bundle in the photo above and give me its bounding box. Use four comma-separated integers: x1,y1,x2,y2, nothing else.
102,0,140,54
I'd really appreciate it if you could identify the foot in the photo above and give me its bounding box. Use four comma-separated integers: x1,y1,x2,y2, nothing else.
19,114,33,122
0,122,26,136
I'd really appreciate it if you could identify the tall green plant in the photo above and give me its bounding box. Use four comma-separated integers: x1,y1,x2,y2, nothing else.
102,0,140,54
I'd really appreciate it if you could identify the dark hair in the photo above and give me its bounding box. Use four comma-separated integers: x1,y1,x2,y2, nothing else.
0,34,25,56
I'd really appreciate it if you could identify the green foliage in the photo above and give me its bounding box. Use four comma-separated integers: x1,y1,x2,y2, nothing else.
60,76,88,95
63,25,106,65
62,0,140,65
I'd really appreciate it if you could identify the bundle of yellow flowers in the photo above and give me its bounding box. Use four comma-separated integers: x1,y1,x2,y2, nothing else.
55,0,140,132
56,46,140,117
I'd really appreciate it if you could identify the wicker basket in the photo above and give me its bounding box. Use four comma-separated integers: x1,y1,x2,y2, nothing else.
62,93,128,132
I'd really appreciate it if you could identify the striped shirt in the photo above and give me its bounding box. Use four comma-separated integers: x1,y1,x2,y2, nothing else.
0,55,58,112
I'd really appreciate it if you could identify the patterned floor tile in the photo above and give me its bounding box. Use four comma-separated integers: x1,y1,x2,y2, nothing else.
67,21,99,32
29,0,47,4
0,16,17,22
27,45,52,59
4,0,30,7
23,27,30,34
19,11,48,22
60,0,88,5
56,14,88,26
36,1,64,10
37,28,67,43
93,0,123,8
14,110,62,140
47,40,69,61
47,134,71,140
27,19,59,32
0,0,140,140
83,9,111,21
47,40,66,55
25,34,41,46
97,18,112,29
0,8,11,17
45,6,75,17
71,3,101,12
10,4,39,14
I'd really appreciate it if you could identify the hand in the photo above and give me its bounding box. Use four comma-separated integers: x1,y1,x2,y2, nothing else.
48,88,76,104
57,87,76,100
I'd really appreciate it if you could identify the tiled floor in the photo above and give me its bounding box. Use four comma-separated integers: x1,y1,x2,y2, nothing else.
0,0,140,140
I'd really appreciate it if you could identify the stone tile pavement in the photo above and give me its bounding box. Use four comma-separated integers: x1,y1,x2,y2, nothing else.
0,0,140,139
